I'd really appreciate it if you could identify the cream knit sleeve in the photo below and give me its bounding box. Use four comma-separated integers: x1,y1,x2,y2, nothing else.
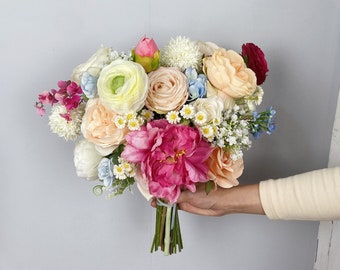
259,166,340,220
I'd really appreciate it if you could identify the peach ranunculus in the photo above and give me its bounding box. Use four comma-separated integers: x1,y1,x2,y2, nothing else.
81,98,129,156
145,67,188,114
207,147,244,188
203,48,257,107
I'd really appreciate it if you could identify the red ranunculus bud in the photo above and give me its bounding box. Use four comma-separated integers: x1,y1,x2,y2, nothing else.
241,43,269,85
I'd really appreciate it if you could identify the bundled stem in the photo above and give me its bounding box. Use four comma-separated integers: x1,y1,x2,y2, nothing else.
150,200,183,255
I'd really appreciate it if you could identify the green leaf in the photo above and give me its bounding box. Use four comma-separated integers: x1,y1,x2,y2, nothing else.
205,180,214,195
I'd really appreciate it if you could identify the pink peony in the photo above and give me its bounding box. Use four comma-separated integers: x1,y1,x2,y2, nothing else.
241,43,269,85
121,120,213,203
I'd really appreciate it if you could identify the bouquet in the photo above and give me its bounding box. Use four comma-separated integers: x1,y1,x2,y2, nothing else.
35,36,275,255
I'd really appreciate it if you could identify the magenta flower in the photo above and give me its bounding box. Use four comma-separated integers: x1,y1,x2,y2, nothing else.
35,80,83,121
121,120,213,203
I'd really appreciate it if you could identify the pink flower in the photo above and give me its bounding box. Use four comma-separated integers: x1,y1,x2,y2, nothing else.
133,36,160,73
134,36,159,57
121,120,213,203
38,91,57,105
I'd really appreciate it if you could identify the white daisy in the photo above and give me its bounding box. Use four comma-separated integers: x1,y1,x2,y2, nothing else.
114,115,126,128
166,111,181,124
127,118,140,130
113,164,126,180
141,109,154,121
200,125,214,139
194,111,207,125
180,104,195,119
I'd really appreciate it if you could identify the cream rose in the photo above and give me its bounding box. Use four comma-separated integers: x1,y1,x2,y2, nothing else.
207,148,244,188
74,139,103,180
71,46,113,84
203,48,256,101
146,67,188,114
81,98,129,156
192,96,224,124
97,59,148,114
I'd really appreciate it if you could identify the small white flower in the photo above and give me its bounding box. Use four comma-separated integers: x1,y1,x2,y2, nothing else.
227,136,237,146
127,119,140,130
166,111,181,124
113,164,126,180
194,111,207,125
141,109,154,121
180,104,195,119
240,120,248,127
125,111,136,121
231,114,238,122
114,115,126,128
233,104,240,112
200,125,214,139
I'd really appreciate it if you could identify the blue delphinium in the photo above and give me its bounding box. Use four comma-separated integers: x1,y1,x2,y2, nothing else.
97,157,115,188
251,107,276,139
81,71,98,98
184,67,207,101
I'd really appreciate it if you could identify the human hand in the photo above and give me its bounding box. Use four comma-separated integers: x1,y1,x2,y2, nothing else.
151,183,264,217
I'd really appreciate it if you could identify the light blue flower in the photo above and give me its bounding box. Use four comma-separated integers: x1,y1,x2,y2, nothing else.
97,158,115,187
81,71,98,98
184,67,207,102
250,107,276,139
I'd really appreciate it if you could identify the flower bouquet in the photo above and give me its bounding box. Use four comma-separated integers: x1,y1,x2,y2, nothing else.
35,36,275,255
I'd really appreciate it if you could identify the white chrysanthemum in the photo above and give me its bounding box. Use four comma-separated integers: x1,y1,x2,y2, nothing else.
160,36,202,71
180,104,195,119
48,104,85,141
194,111,207,125
166,111,181,124
114,115,126,128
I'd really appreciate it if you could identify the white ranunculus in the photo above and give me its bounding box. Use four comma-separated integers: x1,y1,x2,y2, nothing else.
71,46,113,84
74,139,103,180
192,96,224,125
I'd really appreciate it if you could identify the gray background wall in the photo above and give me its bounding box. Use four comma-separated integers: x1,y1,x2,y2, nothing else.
1,0,339,269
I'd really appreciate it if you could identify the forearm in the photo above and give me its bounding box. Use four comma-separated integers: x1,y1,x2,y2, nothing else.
225,183,265,215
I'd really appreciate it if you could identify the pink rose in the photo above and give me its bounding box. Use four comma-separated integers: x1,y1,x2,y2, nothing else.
81,98,129,156
207,147,244,188
146,67,188,114
241,43,269,85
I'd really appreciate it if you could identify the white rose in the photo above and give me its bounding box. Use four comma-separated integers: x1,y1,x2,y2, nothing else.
71,46,113,84
192,96,224,124
195,41,220,57
206,82,235,110
74,139,103,180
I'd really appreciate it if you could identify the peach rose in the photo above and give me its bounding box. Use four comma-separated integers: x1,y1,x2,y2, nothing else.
81,98,129,156
207,147,244,188
146,67,188,114
203,48,256,101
